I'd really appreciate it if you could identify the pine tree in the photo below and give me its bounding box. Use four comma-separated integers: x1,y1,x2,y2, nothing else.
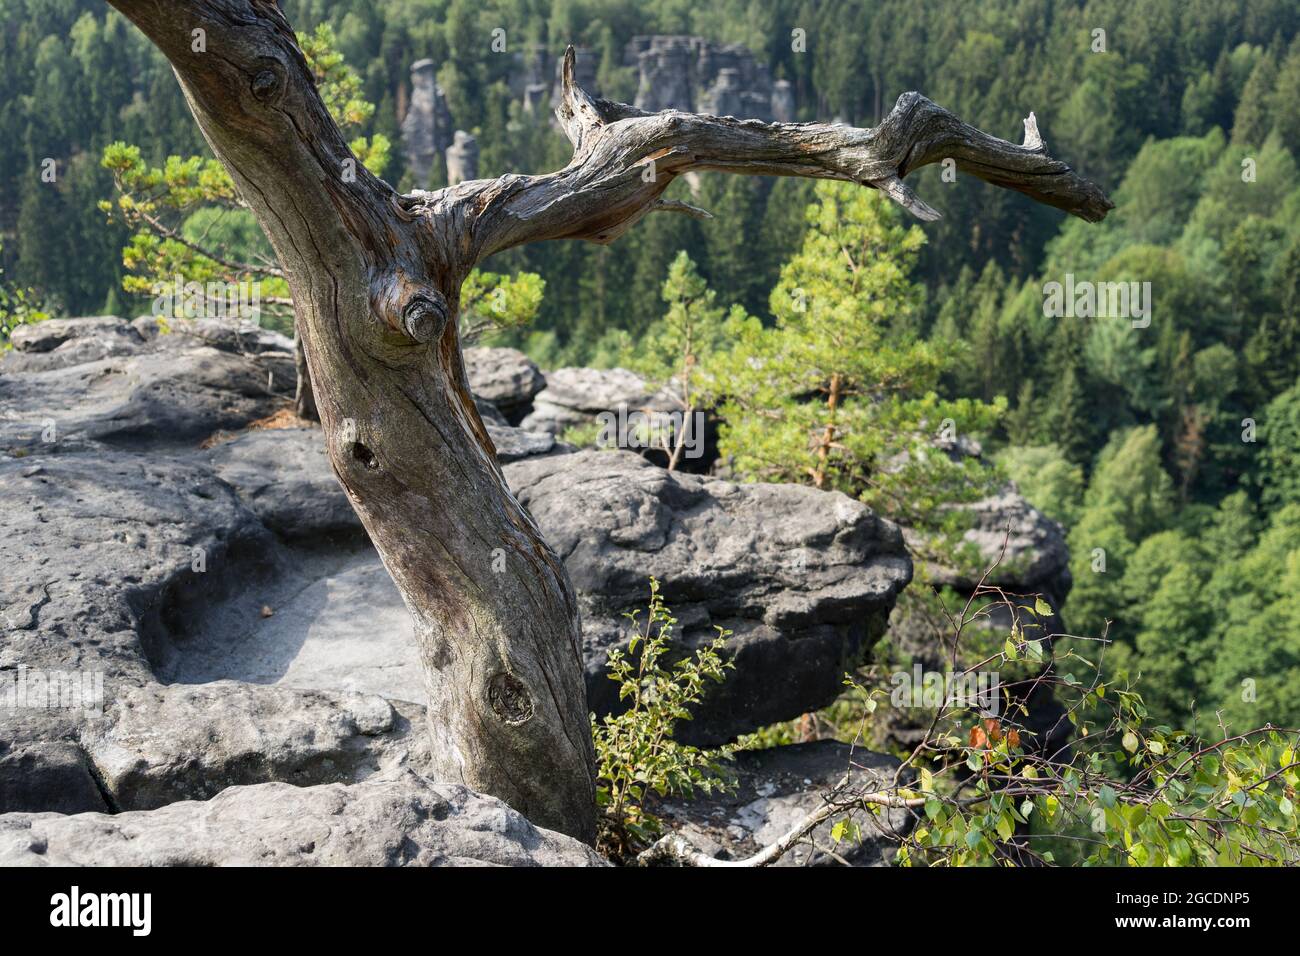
1269,37,1300,155
1231,50,1279,146
626,252,742,470
1045,361,1094,467
716,181,1002,530
697,175,769,318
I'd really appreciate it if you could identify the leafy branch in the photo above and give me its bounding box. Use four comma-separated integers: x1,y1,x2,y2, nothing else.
592,577,736,860
639,533,1300,866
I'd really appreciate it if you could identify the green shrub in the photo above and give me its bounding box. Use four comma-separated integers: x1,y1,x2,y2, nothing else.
591,578,735,859
0,242,48,349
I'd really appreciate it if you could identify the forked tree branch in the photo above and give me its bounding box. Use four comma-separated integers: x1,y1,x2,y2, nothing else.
412,47,1112,269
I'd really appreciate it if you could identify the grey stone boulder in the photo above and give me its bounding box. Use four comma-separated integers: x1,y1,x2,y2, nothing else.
192,425,561,543
486,422,568,463
2,316,144,372
885,487,1073,759
910,489,1071,603
657,741,911,866
520,366,673,437
0,769,606,866
130,314,295,356
519,366,716,471
80,682,429,812
475,396,508,425
1,315,295,374
463,347,545,423
196,426,364,540
0,347,293,454
7,316,131,353
504,450,912,745
0,743,107,816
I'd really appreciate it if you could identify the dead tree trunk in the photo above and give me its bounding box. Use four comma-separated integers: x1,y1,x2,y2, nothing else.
107,0,1110,844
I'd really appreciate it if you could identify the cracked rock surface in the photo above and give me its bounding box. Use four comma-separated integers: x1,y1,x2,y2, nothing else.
0,768,606,866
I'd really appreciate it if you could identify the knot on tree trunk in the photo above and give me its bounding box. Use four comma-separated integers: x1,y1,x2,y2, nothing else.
403,293,450,344
489,673,535,725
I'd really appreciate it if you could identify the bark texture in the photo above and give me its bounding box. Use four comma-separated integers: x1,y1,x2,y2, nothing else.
106,0,1111,845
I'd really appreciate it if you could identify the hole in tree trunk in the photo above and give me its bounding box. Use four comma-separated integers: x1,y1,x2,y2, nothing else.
350,441,379,470
488,673,534,725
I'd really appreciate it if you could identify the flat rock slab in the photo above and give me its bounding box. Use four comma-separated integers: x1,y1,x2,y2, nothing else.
2,315,294,374
0,347,292,454
82,682,429,812
520,366,674,436
0,769,606,867
158,548,424,707
196,427,363,540
194,425,563,541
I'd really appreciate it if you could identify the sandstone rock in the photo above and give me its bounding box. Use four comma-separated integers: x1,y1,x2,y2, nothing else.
771,79,795,123
194,425,559,545
197,427,363,540
911,489,1071,601
0,451,268,688
401,59,454,187
136,447,908,748
530,366,658,415
0,336,916,858
0,769,606,866
2,316,143,372
625,35,786,120
485,422,565,462
462,346,546,422
445,130,480,185
130,314,294,355
476,397,508,425
886,487,1073,760
81,682,429,811
518,366,708,468
1,315,294,376
504,450,911,745
0,452,427,816
156,547,421,705
0,347,292,454
657,741,911,866
0,743,108,815
520,366,667,436
7,315,131,353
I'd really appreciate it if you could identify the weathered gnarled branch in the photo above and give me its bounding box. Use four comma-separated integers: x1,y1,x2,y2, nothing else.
104,0,1110,849
409,47,1111,270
